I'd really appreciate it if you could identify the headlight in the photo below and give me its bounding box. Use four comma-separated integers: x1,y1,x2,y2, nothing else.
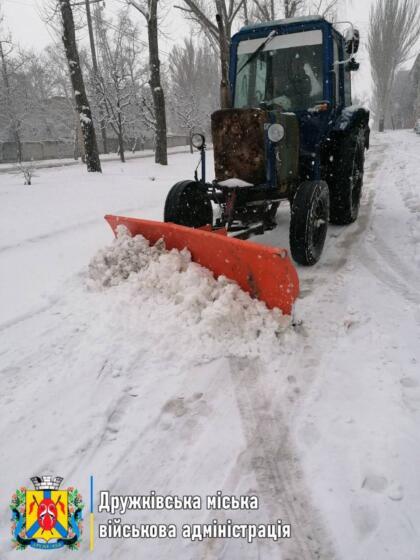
267,123,285,143
191,133,205,149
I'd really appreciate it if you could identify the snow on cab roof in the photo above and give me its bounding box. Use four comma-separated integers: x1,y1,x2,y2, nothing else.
240,15,325,33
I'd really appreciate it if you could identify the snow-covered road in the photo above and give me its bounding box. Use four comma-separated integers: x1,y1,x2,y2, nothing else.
0,130,419,559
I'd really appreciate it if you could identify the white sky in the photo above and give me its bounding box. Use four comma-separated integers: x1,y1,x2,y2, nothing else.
0,0,384,101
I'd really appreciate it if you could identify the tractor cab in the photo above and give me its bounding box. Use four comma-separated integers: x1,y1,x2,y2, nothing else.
231,15,357,117
227,16,364,185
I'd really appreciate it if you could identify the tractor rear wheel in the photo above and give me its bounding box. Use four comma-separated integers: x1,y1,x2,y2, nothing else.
290,181,329,266
329,129,365,225
164,180,213,228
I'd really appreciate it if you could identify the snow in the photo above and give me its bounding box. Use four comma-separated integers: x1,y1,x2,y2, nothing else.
335,105,365,130
243,15,323,31
1,131,420,559
80,113,92,124
88,226,289,360
218,177,254,188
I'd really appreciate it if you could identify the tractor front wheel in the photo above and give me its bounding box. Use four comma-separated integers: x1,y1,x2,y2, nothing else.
290,181,329,266
164,180,213,228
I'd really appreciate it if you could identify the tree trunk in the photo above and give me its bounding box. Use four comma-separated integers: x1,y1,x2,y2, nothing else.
378,79,393,132
100,120,108,154
118,131,125,162
378,117,385,132
117,109,125,162
60,0,101,172
14,130,23,164
148,0,168,165
73,124,78,160
78,116,86,163
215,7,231,109
73,109,80,159
243,0,249,25
87,2,109,154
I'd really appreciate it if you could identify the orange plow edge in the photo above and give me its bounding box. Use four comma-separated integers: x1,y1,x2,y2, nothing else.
105,215,300,315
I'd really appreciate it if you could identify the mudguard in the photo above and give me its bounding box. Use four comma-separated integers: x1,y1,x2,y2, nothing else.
333,107,370,150
333,106,370,134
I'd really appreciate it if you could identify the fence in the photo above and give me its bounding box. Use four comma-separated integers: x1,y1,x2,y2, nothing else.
0,135,190,164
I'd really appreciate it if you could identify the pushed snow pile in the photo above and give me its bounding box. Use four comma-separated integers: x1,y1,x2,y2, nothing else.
89,226,167,287
88,226,290,361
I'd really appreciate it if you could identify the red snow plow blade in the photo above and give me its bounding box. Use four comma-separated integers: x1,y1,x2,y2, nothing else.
105,215,299,315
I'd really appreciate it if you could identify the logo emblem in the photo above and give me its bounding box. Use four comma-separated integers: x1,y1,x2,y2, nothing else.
10,476,84,550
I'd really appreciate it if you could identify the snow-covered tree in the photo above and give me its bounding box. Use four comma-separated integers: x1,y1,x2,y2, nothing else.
168,38,220,139
247,0,304,21
42,43,85,158
59,0,102,172
247,0,344,21
176,1,245,108
0,12,25,161
368,0,420,132
126,0,168,165
93,9,142,162
388,69,416,129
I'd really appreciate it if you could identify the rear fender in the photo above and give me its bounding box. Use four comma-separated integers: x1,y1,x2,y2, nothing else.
333,107,370,135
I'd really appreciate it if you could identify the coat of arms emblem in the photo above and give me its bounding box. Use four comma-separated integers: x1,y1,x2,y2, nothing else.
10,476,84,550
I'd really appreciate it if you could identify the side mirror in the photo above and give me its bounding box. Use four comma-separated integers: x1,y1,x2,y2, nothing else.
345,28,360,55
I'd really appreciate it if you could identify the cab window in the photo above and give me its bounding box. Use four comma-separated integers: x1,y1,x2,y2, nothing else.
234,30,324,112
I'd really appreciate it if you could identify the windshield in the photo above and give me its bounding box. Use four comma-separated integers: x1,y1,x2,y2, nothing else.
234,30,324,112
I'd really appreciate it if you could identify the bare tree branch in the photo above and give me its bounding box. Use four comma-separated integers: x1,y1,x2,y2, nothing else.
368,0,420,131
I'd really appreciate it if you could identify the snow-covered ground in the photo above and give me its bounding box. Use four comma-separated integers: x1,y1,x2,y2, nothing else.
0,130,419,559
0,145,192,175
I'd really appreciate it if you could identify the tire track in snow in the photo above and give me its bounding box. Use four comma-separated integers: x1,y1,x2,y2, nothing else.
227,357,337,560
0,300,58,333
356,138,420,313
192,350,338,560
200,139,389,560
0,206,143,254
359,239,420,307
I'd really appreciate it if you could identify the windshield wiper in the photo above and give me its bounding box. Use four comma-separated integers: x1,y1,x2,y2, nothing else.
237,30,277,74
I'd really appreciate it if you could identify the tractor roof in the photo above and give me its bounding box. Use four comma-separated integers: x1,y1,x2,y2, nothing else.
234,15,341,43
240,14,326,33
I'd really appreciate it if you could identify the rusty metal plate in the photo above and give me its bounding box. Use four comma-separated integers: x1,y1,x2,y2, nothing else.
212,108,267,185
211,108,299,188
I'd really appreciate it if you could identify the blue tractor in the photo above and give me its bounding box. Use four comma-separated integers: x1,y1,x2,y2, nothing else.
164,15,370,266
